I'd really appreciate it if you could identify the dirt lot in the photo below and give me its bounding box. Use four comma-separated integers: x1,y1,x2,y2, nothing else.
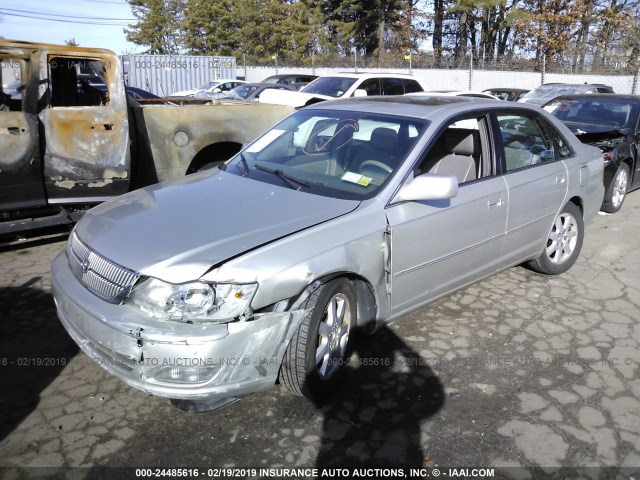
1,194,640,479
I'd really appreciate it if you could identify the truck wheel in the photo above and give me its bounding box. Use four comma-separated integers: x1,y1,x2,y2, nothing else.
527,202,583,275
602,163,629,213
280,278,355,399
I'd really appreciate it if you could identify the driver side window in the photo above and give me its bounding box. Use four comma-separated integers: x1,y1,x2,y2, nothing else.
415,116,489,185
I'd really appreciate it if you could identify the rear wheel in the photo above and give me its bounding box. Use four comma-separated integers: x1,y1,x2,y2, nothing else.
602,163,629,213
527,202,583,275
280,279,356,399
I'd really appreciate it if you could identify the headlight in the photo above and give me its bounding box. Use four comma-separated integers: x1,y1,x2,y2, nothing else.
128,278,258,324
602,150,617,166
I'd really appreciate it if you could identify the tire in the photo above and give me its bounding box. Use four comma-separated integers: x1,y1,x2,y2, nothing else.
527,202,584,275
280,278,356,399
602,163,630,214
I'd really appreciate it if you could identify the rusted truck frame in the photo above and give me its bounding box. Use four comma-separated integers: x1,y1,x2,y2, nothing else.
0,40,293,234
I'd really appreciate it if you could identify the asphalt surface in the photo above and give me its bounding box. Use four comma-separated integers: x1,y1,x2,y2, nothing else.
1,194,640,479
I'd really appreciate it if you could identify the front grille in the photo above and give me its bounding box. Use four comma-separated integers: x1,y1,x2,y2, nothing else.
68,232,140,304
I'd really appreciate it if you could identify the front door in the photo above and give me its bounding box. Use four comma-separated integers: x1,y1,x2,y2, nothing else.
386,115,509,315
41,52,131,204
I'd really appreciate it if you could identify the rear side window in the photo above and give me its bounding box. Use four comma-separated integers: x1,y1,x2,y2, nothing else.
540,119,574,159
382,78,404,95
358,78,381,96
403,79,423,93
497,113,555,171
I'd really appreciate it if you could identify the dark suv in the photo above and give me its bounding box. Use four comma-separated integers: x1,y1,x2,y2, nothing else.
544,94,640,212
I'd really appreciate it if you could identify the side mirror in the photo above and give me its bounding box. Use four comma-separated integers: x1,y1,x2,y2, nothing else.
353,89,368,98
392,173,458,203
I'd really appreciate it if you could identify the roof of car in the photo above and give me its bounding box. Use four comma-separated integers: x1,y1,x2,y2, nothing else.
544,93,640,101
263,74,317,78
484,88,529,93
542,82,611,87
329,72,421,78
305,94,540,120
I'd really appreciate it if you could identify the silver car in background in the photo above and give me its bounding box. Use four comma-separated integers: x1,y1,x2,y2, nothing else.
51,96,604,411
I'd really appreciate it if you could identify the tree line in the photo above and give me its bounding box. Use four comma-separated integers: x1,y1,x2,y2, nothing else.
125,0,640,73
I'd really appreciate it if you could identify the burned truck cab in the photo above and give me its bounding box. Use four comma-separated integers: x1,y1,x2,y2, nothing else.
1,41,132,233
0,40,293,234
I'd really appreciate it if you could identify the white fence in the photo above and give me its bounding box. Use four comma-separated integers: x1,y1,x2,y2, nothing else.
241,66,637,95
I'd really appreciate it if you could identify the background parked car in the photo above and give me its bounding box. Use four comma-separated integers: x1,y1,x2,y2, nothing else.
259,72,428,107
483,88,529,101
194,82,293,101
544,94,640,213
170,79,247,97
2,79,23,99
125,86,160,100
261,73,319,85
518,83,614,105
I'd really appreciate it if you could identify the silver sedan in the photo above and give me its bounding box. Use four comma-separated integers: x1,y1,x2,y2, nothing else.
51,96,605,411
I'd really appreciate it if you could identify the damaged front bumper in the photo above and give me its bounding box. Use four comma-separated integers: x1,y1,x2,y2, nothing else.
51,252,306,401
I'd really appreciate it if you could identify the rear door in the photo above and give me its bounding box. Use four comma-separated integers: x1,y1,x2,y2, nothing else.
0,53,46,212
494,111,568,264
41,51,131,204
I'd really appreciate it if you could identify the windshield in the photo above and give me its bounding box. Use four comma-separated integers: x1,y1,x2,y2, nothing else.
261,76,280,84
301,77,358,97
544,98,637,129
522,84,597,102
198,81,218,90
224,109,427,200
227,84,257,99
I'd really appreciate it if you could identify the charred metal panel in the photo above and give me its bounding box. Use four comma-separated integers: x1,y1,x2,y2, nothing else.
0,112,37,171
141,102,294,182
39,48,132,200
0,48,47,213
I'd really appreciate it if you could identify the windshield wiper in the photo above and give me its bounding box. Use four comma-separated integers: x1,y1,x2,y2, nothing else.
236,152,250,176
254,163,310,190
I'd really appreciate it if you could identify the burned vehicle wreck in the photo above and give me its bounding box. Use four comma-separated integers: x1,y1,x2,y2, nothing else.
0,40,292,234
52,96,604,411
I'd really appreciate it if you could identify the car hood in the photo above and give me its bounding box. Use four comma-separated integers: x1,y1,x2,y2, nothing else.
564,121,628,144
74,171,360,283
258,88,332,107
169,89,196,97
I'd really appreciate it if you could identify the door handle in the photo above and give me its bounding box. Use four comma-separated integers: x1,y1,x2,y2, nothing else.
556,176,566,184
488,197,503,207
6,127,25,134
91,123,114,131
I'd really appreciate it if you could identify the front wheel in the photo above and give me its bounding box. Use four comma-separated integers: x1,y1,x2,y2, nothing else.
602,163,630,214
527,202,584,275
280,279,356,399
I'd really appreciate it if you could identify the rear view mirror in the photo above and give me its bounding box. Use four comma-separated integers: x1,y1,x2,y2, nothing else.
353,89,368,98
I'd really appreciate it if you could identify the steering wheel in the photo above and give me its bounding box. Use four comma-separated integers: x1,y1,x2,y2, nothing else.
359,160,393,175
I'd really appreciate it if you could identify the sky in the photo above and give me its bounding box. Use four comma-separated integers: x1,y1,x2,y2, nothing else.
0,0,141,54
